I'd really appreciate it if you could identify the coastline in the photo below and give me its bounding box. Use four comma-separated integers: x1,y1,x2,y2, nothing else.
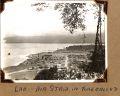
3,44,105,80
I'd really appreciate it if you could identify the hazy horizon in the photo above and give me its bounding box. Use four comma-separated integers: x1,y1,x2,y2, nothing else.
3,33,105,43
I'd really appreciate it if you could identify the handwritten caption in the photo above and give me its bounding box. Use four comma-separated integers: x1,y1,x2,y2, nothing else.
14,85,118,93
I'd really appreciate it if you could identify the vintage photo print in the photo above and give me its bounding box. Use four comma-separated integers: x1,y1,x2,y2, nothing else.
1,0,107,83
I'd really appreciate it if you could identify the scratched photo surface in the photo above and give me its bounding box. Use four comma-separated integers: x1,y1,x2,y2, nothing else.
1,0,107,82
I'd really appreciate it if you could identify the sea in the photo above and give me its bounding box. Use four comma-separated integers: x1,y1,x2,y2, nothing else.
1,43,92,69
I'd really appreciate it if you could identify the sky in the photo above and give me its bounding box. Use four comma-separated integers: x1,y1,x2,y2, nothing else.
1,0,106,40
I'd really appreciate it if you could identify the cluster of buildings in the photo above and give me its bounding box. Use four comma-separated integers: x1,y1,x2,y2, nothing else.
19,45,102,80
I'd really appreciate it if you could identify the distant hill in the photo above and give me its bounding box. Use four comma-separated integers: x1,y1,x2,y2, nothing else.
4,33,105,43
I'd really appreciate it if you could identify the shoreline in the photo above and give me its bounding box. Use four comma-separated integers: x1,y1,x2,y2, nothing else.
3,44,105,80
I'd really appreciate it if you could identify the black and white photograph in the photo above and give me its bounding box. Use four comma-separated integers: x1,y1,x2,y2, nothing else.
1,0,107,82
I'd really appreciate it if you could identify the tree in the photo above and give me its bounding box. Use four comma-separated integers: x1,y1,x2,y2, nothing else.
32,2,106,74
34,66,58,80
54,3,87,34
55,3,105,74
88,4,105,74
32,2,100,34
